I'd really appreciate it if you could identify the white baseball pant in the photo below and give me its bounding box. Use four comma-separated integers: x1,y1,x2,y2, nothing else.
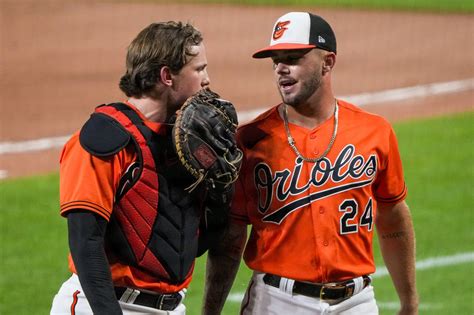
50,274,186,315
240,272,379,315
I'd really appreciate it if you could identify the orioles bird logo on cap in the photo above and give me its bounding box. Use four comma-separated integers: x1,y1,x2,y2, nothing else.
273,20,290,40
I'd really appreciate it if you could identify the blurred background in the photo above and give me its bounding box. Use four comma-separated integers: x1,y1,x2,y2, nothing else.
0,0,473,314
1,0,472,178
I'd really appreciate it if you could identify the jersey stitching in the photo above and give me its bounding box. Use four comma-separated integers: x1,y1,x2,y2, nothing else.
376,183,407,202
60,201,110,219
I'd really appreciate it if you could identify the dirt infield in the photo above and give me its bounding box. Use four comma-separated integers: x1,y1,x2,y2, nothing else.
1,1,473,178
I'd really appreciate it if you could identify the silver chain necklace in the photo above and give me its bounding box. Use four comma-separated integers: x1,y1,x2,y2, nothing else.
283,100,339,163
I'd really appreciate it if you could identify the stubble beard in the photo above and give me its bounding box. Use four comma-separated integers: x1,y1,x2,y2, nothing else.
280,72,322,108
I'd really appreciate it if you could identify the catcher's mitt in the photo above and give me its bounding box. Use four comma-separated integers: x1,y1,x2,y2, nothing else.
172,88,243,193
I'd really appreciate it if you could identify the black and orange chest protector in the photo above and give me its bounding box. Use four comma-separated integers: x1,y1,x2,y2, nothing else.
80,103,202,284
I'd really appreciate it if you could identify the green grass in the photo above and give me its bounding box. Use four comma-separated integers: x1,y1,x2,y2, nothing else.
0,173,69,314
391,112,474,259
372,111,474,315
148,0,474,13
1,111,473,314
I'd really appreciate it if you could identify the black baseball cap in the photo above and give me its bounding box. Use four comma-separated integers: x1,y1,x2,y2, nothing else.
253,12,337,59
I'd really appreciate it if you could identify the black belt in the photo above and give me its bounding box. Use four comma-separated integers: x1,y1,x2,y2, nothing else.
114,287,182,311
263,274,371,300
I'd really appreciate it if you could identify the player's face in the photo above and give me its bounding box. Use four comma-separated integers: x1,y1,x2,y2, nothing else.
170,43,210,110
271,49,323,107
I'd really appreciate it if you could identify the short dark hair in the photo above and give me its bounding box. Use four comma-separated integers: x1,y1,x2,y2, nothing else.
119,21,203,98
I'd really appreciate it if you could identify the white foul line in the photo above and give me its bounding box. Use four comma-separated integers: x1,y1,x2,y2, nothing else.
236,78,474,123
0,170,8,179
1,78,473,155
376,302,442,311
373,251,474,278
0,135,71,155
227,251,474,309
341,78,474,108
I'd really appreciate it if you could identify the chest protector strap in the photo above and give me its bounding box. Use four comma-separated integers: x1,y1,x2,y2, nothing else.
80,103,170,279
109,104,170,274
81,103,201,284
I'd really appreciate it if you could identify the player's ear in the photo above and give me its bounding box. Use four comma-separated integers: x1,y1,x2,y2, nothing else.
159,66,173,87
322,52,336,74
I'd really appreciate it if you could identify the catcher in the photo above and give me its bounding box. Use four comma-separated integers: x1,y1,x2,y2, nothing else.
50,21,241,315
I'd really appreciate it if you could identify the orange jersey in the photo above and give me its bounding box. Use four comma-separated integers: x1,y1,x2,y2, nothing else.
59,102,192,293
231,99,407,283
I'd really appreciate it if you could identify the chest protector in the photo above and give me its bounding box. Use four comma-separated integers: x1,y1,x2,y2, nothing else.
79,103,202,284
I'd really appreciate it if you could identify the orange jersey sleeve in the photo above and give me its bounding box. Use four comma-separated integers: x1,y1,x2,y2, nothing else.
372,126,407,203
231,100,407,283
59,131,136,220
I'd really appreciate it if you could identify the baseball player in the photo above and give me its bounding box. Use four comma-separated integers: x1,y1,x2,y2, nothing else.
203,12,418,315
50,21,224,315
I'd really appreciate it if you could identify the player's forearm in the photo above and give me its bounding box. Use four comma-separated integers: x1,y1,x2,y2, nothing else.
202,251,241,315
376,202,418,314
202,223,247,315
379,231,418,313
68,211,123,314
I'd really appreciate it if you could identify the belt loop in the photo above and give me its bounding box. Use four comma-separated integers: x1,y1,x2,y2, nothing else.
118,288,140,303
278,277,295,295
156,295,165,310
352,277,364,295
179,288,187,300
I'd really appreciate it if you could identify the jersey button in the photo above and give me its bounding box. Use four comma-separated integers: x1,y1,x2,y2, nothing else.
323,240,329,246
310,134,317,139
319,207,325,214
